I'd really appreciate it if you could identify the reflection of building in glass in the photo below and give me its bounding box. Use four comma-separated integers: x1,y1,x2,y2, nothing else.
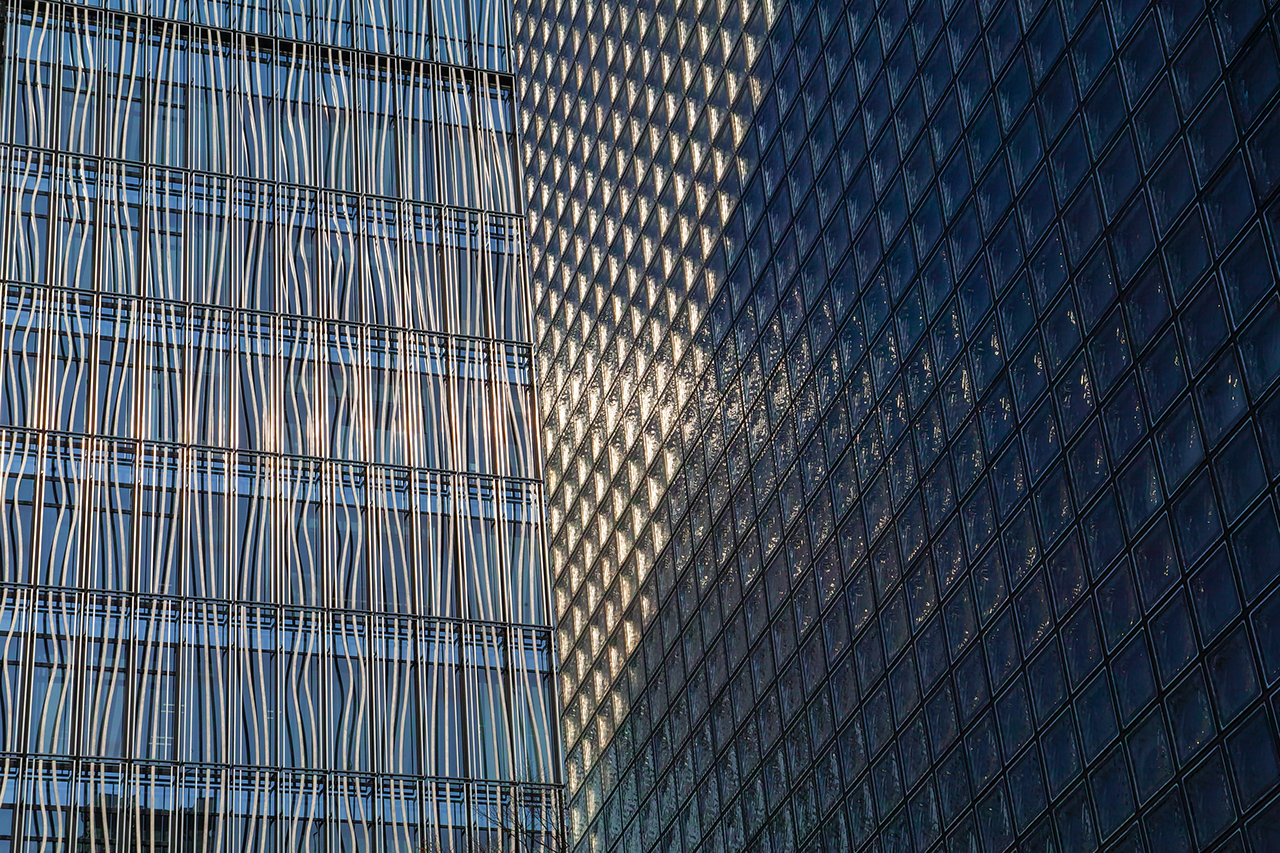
517,0,1280,851
0,0,560,848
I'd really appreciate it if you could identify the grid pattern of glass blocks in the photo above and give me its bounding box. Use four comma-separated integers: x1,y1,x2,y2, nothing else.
0,0,561,848
514,0,1280,850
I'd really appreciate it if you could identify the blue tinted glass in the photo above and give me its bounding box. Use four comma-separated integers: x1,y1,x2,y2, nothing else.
516,0,1280,849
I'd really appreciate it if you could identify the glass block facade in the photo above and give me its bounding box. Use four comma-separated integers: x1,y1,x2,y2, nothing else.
515,0,1280,851
0,0,560,849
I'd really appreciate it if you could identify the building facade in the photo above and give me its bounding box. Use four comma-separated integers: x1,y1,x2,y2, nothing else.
0,0,560,849
515,0,1280,851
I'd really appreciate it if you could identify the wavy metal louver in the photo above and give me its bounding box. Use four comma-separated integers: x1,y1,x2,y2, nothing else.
0,0,562,847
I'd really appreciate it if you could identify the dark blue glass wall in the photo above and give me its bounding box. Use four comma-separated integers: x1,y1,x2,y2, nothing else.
516,0,1280,850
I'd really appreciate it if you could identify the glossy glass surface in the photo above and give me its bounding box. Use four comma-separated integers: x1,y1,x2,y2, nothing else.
515,0,1280,850
0,0,560,848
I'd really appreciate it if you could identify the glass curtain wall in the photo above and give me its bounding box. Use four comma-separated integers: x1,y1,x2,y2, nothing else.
514,0,1280,851
0,0,560,849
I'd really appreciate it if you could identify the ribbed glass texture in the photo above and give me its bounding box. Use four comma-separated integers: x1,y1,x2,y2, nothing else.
0,0,561,848
515,0,1280,851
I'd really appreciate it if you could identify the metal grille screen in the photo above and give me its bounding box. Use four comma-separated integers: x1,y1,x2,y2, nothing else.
0,0,561,848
